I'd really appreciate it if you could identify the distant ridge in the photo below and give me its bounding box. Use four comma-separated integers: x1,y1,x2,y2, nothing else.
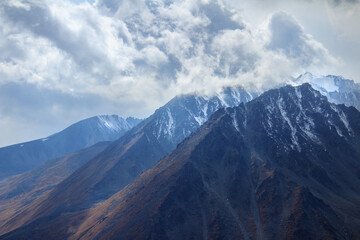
0,115,142,180
294,72,360,110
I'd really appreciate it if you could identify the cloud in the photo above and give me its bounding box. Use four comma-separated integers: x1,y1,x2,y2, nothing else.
328,0,359,6
0,0,349,146
265,12,336,67
211,29,258,76
0,0,335,93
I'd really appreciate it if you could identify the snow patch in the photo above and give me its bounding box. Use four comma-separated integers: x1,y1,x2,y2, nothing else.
294,87,302,104
330,105,353,136
230,88,241,106
165,109,175,137
216,93,230,108
202,103,208,118
157,119,163,139
194,116,206,126
231,110,240,132
97,115,130,132
328,120,344,137
277,97,301,151
297,73,339,92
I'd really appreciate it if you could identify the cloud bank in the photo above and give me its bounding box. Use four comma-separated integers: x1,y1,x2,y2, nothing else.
0,0,357,146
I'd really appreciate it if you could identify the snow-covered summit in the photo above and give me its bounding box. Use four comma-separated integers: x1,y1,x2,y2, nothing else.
149,85,257,145
292,73,360,110
0,115,142,180
296,72,339,92
97,115,140,132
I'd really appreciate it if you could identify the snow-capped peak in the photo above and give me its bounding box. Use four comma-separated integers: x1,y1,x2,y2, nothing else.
290,73,360,111
152,85,256,143
97,115,133,132
295,73,339,93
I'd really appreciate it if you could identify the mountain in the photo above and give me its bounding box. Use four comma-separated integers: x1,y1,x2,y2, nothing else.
0,141,110,200
9,83,360,239
0,141,110,232
295,72,360,110
0,115,141,180
73,83,359,240
27,86,255,208
0,86,256,237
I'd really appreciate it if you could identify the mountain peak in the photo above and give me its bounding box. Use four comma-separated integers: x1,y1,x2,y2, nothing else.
293,73,360,110
60,83,360,240
0,114,142,180
244,83,356,152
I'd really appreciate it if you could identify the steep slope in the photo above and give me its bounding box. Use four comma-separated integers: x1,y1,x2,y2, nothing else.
72,83,360,240
18,83,360,240
0,86,255,237
0,141,110,200
0,141,110,234
296,72,360,110
0,115,141,180
43,86,254,209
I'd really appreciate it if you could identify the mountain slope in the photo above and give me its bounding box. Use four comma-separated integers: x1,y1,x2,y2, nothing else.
0,86,255,237
61,83,360,239
0,141,110,200
0,115,141,180
33,86,255,207
0,141,110,235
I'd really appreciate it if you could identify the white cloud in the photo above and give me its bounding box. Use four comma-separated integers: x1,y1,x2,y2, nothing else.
140,46,168,67
264,12,336,68
211,29,258,76
0,0,355,146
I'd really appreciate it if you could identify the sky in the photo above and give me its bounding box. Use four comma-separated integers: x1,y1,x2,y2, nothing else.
0,0,359,147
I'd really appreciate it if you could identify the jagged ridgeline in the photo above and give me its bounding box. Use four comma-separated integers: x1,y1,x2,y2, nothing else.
0,86,256,237
1,84,360,239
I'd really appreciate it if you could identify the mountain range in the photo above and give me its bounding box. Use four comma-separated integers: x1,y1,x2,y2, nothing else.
70,83,360,239
0,115,141,180
0,85,255,237
73,83,360,239
1,73,358,181
0,79,360,239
